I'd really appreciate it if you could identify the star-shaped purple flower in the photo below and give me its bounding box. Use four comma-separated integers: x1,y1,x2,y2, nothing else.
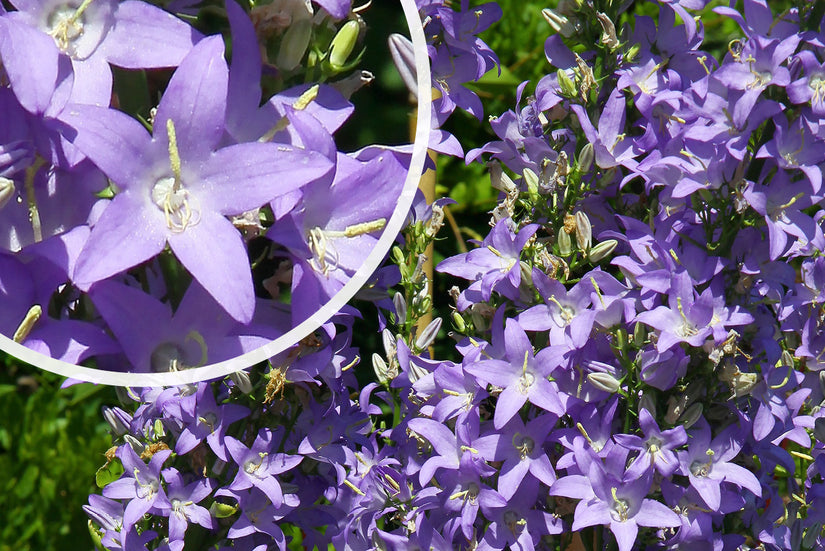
60,36,333,322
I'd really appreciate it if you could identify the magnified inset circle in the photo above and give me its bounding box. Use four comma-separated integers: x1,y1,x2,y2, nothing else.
0,0,432,387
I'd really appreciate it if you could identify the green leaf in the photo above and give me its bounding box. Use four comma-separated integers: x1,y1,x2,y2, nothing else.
95,458,123,489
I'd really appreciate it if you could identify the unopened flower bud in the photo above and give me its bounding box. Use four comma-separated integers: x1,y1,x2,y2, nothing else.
415,317,442,350
276,17,312,71
519,261,533,287
542,8,575,37
153,419,166,439
123,435,144,455
578,142,594,173
490,160,517,193
814,417,825,443
329,19,360,70
632,322,646,347
574,211,592,251
210,502,239,519
451,311,466,333
624,43,641,64
588,239,618,263
0,177,15,210
102,406,132,437
638,393,656,418
382,328,396,358
557,69,577,97
393,292,407,323
678,403,703,429
523,167,539,201
372,353,390,384
588,372,621,393
391,246,406,266
557,228,572,256
230,370,253,394
388,33,417,97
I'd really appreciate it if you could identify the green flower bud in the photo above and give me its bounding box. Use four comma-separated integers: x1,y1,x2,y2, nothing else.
392,246,406,266
578,142,594,173
523,167,539,202
210,502,239,519
276,18,312,71
557,69,577,97
451,311,466,333
587,372,621,393
574,211,592,252
557,228,572,256
588,239,618,263
633,322,646,348
329,20,360,70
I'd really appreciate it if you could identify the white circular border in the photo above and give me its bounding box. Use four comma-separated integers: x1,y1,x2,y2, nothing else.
0,0,432,387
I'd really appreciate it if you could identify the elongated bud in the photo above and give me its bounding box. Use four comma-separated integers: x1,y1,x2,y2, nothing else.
577,143,594,173
230,370,253,394
451,311,466,333
624,43,641,64
519,261,533,287
633,322,646,347
393,292,407,323
542,8,575,37
638,393,656,418
557,69,577,97
102,406,132,437
678,403,703,429
388,33,417,97
392,245,406,266
588,372,621,393
329,20,360,69
0,177,15,210
415,317,442,351
814,418,825,443
210,502,239,519
277,18,312,71
557,228,572,256
123,435,144,455
523,167,539,202
372,353,390,384
588,239,618,263
490,161,517,193
575,211,592,251
382,328,396,358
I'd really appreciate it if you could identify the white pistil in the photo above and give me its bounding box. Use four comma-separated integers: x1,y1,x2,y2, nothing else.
307,219,386,275
134,467,158,500
152,120,199,232
516,350,535,394
676,297,698,338
611,487,629,521
48,0,95,53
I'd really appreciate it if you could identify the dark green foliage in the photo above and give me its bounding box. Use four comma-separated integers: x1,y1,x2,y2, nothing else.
0,354,118,551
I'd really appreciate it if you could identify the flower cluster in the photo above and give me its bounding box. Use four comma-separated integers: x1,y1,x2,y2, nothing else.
80,1,825,550
0,0,414,371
